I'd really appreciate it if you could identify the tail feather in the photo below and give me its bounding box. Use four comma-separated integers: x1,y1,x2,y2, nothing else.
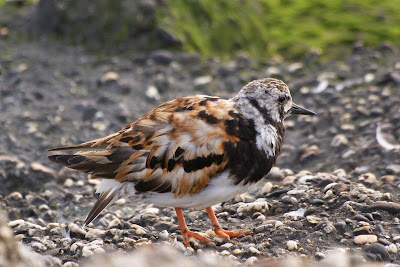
48,147,135,177
84,188,120,226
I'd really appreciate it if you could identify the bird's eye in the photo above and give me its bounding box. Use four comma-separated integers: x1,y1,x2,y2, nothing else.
278,96,286,103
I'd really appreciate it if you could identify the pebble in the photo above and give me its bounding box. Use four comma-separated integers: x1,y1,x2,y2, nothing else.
265,167,285,180
100,71,119,83
69,223,87,238
245,256,258,265
158,230,169,240
63,178,74,187
232,248,243,255
6,191,23,201
286,240,298,250
62,262,79,267
145,85,160,101
261,182,273,194
141,207,160,215
31,241,47,251
194,76,212,86
387,243,398,254
85,228,106,239
281,176,296,185
306,215,323,224
354,234,378,245
331,134,349,147
93,247,105,254
363,243,390,261
108,218,122,229
82,246,94,257
237,200,269,213
247,247,260,255
315,252,326,260
275,220,284,228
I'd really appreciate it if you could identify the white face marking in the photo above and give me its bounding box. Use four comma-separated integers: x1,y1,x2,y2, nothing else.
233,97,280,156
256,124,278,157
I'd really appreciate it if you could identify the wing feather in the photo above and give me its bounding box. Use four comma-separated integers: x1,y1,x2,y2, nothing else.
48,95,241,198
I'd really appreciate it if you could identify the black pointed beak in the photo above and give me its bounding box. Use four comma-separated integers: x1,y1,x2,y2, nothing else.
290,103,316,115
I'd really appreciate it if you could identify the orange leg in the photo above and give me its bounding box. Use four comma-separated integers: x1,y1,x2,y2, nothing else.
174,208,212,247
206,207,250,240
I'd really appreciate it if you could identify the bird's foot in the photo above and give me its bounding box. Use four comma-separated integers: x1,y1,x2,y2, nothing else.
182,230,212,247
213,227,250,241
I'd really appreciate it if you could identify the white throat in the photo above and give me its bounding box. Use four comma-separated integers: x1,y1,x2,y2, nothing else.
234,97,281,157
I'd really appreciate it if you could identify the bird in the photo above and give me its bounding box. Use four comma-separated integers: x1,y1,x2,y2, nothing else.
47,78,316,247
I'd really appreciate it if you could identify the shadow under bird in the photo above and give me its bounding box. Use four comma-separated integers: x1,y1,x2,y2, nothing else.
48,78,316,247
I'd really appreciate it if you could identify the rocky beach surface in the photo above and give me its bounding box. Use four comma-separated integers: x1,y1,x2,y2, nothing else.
1,35,400,266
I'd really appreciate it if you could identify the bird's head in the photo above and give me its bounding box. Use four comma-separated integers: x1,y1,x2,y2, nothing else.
234,78,316,122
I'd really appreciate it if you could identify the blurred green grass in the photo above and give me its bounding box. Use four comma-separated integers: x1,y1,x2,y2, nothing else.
159,0,400,59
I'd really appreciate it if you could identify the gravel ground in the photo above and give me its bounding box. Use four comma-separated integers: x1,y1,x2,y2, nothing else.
1,34,400,267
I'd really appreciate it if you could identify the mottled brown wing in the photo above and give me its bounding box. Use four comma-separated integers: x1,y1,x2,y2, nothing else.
48,95,241,197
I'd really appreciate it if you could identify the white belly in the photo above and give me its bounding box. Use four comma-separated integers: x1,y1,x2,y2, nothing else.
96,171,250,209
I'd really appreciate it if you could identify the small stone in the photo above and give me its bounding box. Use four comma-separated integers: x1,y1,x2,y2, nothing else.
93,247,105,254
38,204,50,212
281,176,296,185
245,256,258,265
141,207,160,215
8,219,25,228
69,223,87,238
31,241,47,252
115,199,126,205
358,173,377,184
184,247,195,256
62,179,75,188
363,243,390,261
386,164,400,174
233,248,243,255
108,218,121,229
315,252,325,260
287,240,298,250
331,134,349,147
275,220,284,228
194,76,212,86
101,71,119,83
393,236,400,242
387,243,398,254
354,234,378,245
323,190,334,199
306,215,323,225
353,214,370,222
237,200,269,213
135,228,147,236
145,85,160,101
265,167,285,180
30,162,56,177
82,246,94,257
6,192,23,201
174,240,186,252
62,261,79,267
85,228,106,239
262,182,273,194
158,230,169,240
353,225,372,235
247,246,260,255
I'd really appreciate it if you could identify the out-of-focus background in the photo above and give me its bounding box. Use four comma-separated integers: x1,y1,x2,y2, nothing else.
1,0,400,59
1,1,400,267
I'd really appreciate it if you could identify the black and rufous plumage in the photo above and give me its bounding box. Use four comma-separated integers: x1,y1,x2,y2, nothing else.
47,78,316,247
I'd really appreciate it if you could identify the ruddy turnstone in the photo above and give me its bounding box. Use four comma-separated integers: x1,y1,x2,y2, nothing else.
48,78,315,247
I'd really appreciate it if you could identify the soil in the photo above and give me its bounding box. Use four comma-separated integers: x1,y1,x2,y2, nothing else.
1,25,400,266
